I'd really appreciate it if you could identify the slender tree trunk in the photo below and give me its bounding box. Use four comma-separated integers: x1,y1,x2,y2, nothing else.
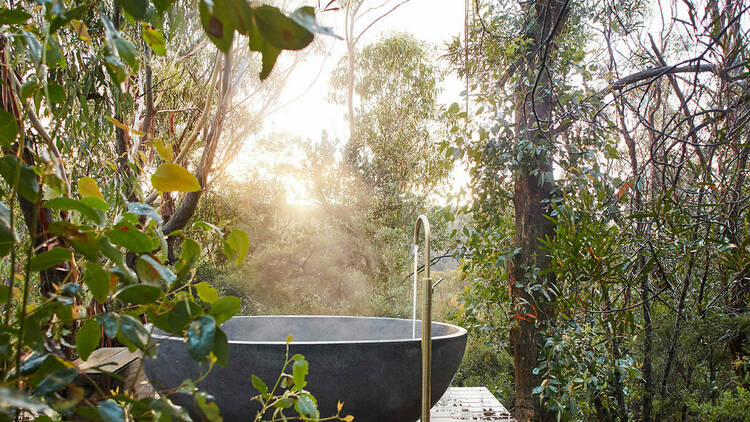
506,1,568,420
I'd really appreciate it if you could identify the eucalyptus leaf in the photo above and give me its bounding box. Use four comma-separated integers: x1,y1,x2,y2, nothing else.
76,319,101,361
29,247,72,272
114,284,163,305
186,316,215,363
0,109,19,147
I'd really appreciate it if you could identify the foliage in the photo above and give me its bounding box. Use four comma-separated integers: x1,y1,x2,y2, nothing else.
447,0,750,419
249,335,353,422
0,0,334,420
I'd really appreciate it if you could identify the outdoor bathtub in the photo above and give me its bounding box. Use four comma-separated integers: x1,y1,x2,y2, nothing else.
143,315,467,422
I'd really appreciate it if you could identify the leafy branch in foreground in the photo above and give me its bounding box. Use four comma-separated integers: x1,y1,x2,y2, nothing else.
250,335,354,422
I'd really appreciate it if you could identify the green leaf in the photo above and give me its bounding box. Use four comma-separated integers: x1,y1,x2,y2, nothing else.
153,138,173,161
143,24,167,56
186,316,216,363
0,109,18,147
0,8,32,25
253,6,313,51
98,399,126,422
45,197,105,225
47,222,99,260
104,55,128,84
116,0,148,21
47,82,65,104
114,37,139,71
151,163,201,192
194,281,218,304
118,314,151,351
292,355,308,392
96,313,119,338
78,176,104,200
114,284,162,305
0,155,40,203
128,202,163,226
0,386,54,415
137,255,176,285
0,201,17,257
224,229,249,266
290,6,340,39
29,247,72,272
295,395,319,419
209,296,240,325
175,238,200,278
251,375,268,396
84,264,110,304
212,327,229,367
99,237,137,284
35,368,78,395
168,300,201,332
199,0,234,53
76,319,101,361
106,222,157,253
195,391,222,422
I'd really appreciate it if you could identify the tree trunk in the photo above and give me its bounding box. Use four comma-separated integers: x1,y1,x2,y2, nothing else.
506,1,568,420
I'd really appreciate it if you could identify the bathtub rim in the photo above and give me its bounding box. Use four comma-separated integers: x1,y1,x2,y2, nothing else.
149,315,467,345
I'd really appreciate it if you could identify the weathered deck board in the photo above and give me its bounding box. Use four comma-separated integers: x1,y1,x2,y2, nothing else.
424,387,514,421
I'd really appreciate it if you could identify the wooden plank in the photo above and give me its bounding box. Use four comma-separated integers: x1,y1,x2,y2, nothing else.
423,387,515,422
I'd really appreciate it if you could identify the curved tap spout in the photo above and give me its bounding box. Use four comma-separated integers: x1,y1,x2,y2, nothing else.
413,215,431,422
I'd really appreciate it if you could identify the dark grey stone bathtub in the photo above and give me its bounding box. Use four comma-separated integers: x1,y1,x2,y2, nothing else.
143,315,467,422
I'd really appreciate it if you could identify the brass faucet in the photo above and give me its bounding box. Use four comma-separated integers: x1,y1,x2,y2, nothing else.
413,215,432,422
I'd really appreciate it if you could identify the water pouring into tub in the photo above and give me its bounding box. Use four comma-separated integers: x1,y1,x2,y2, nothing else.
144,215,467,422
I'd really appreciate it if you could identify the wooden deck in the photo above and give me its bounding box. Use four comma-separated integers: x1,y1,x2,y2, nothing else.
424,387,514,421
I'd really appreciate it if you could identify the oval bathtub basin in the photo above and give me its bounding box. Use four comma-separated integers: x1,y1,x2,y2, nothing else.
144,315,467,422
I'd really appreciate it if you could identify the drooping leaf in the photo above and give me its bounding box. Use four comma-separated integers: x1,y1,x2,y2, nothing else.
0,109,19,147
151,163,201,192
186,316,216,363
45,197,105,225
29,247,72,272
118,314,151,351
98,399,126,422
143,24,167,56
0,155,40,203
253,6,313,51
78,176,104,200
114,284,163,305
290,6,340,39
116,0,148,21
223,229,249,266
153,138,174,161
0,8,32,25
212,327,229,367
99,237,137,284
0,387,54,415
71,19,91,44
199,0,234,53
113,37,138,71
194,281,218,304
0,201,17,257
104,55,128,84
84,264,110,304
106,222,157,253
137,255,176,285
291,354,308,391
209,296,240,325
76,319,101,361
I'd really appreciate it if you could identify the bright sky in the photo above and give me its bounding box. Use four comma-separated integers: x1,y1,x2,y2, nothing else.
230,0,468,204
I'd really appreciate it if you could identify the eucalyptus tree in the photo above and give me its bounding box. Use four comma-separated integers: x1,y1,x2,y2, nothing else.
449,0,750,420
0,0,341,419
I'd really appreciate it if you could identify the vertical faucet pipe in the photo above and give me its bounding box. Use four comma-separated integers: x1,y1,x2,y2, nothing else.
412,244,418,339
413,215,431,422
